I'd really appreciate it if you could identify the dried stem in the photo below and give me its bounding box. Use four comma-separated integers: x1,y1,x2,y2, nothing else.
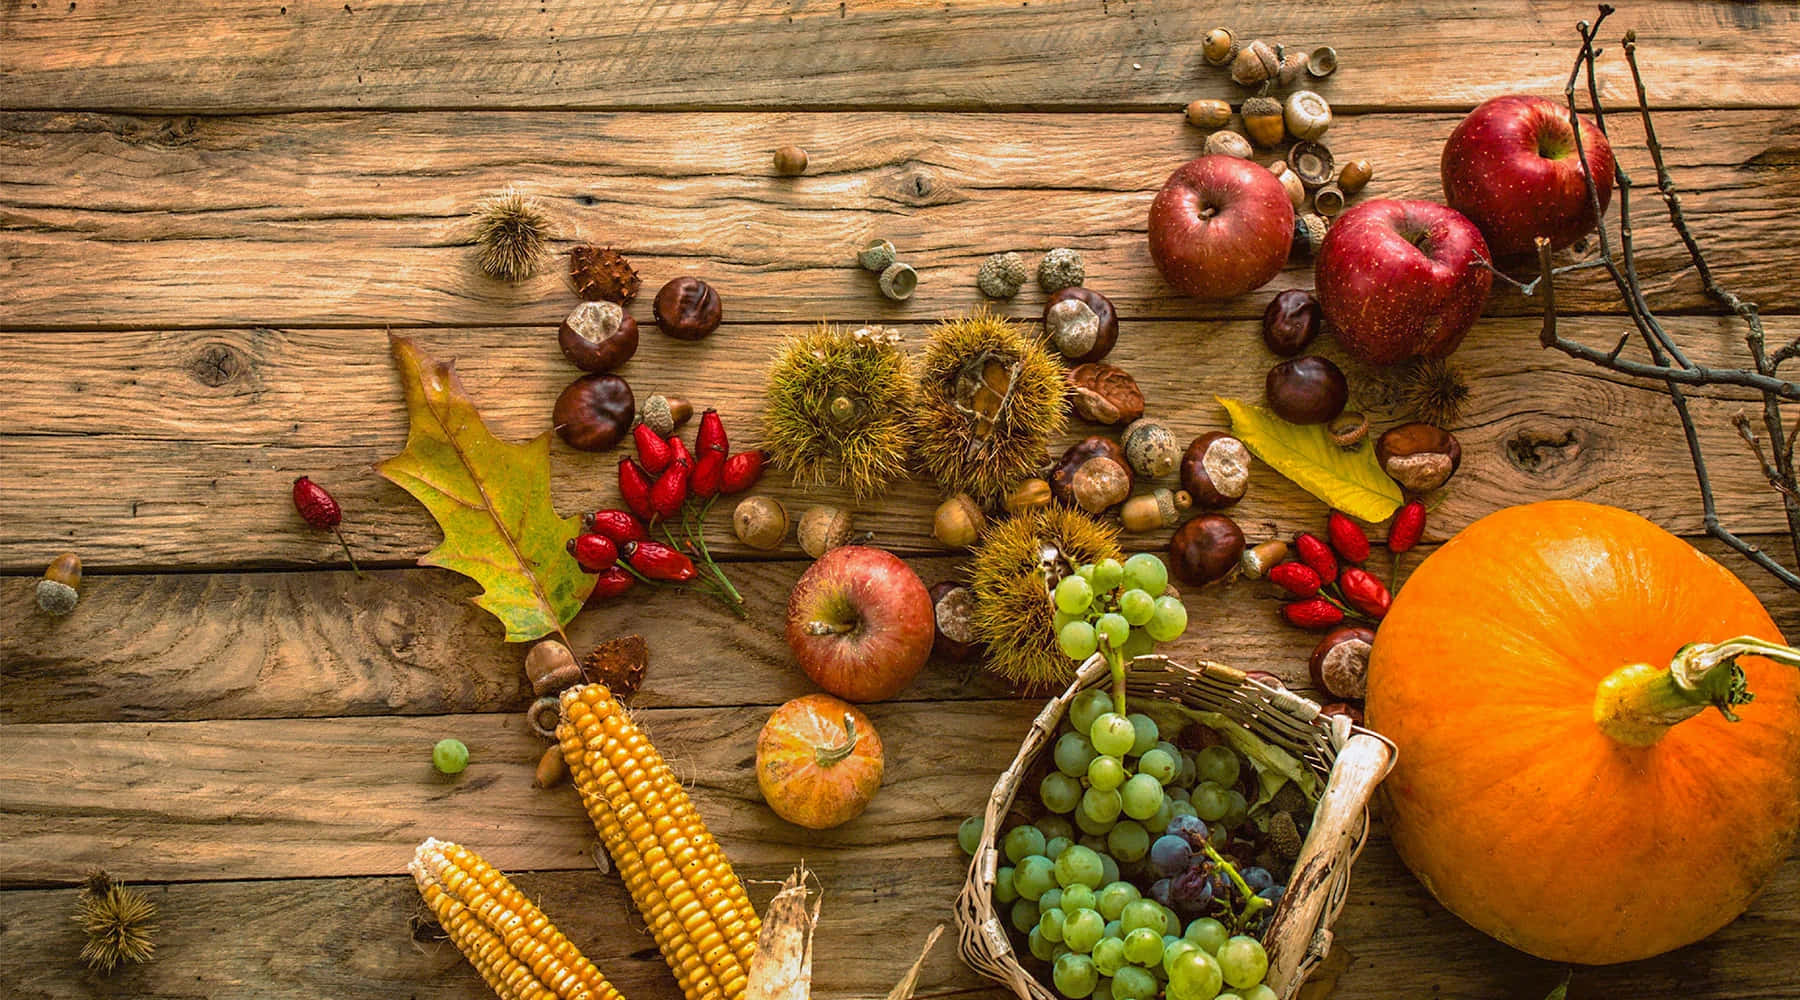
1528,7,1800,591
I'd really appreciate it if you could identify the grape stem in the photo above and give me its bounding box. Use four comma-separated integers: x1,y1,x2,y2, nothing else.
1200,839,1272,930
1103,642,1128,716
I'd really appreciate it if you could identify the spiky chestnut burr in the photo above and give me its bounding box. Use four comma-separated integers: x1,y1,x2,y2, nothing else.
471,188,552,282
764,324,918,501
73,870,157,973
967,506,1121,688
569,245,641,303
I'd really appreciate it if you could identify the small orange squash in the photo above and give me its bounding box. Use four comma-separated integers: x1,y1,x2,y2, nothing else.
1367,501,1800,964
756,694,885,830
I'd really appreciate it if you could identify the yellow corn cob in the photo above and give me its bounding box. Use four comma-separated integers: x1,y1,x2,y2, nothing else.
558,683,760,1000
410,837,625,1000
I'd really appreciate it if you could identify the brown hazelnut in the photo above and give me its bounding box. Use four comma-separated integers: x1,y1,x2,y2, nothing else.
932,494,986,548
1339,158,1373,195
1327,411,1370,448
1230,39,1278,86
1168,513,1245,586
732,496,789,551
1004,478,1053,515
1376,423,1462,493
1071,457,1132,514
773,145,809,176
1122,418,1181,479
930,581,981,662
1067,363,1144,426
1202,27,1237,66
1180,432,1251,509
1121,488,1192,533
1261,289,1322,356
1265,355,1348,425
652,277,722,340
1051,437,1130,507
559,300,639,372
797,505,854,558
525,639,583,697
534,744,569,789
1310,626,1375,701
554,373,636,451
1043,287,1119,364
1204,130,1254,159
1185,98,1232,129
1239,539,1289,579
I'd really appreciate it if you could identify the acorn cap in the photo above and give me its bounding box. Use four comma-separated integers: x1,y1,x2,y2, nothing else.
36,579,78,616
877,261,918,300
857,239,897,272
976,252,1029,298
1287,141,1336,188
1307,46,1339,77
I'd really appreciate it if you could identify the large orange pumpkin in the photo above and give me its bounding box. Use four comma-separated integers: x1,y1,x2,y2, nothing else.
1366,500,1800,964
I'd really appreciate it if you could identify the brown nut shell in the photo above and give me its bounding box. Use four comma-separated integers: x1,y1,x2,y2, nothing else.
1168,513,1245,585
1287,141,1336,189
1004,478,1053,515
559,300,639,372
932,494,986,548
1202,28,1238,66
1051,436,1130,507
1283,90,1332,142
1204,130,1254,159
1339,158,1373,195
1230,39,1278,86
525,639,583,697
797,505,854,558
733,496,789,551
1327,411,1370,448
1071,456,1132,514
1185,99,1233,130
1376,423,1462,493
1310,625,1375,700
1312,184,1347,218
1043,287,1119,363
773,145,809,175
1180,431,1252,508
1262,289,1322,356
652,277,722,340
930,581,981,662
554,373,636,451
1122,418,1181,479
1067,363,1144,426
1265,355,1348,425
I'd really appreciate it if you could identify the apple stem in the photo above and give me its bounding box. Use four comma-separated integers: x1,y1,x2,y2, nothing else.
803,620,857,637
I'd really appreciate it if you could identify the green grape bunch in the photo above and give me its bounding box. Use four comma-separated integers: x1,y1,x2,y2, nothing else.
1054,554,1187,714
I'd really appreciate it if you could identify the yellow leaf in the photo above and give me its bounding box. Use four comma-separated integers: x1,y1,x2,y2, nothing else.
378,336,593,642
1217,396,1403,523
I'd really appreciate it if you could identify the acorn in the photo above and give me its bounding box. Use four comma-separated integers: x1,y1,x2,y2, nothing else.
1312,184,1348,218
534,744,569,789
932,494,986,549
1230,40,1278,86
930,581,981,662
1268,161,1305,210
1293,213,1330,258
857,239,897,272
1122,418,1181,479
733,496,789,551
1185,99,1232,130
977,252,1030,299
1241,95,1285,147
878,261,918,301
35,552,81,616
638,394,694,438
1204,130,1253,159
1276,48,1310,87
1121,488,1193,533
1339,159,1374,195
525,639,583,697
1239,539,1289,580
773,145,809,176
1202,27,1238,66
1003,478,1053,516
1283,90,1332,142
797,505,854,558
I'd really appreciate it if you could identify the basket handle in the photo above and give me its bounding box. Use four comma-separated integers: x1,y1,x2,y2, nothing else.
1263,732,1394,997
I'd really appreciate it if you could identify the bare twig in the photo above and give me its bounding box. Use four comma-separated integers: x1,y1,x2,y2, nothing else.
1529,7,1800,590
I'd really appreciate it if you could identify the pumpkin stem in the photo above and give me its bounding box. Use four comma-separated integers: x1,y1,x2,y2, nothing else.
815,713,861,767
1594,635,1800,747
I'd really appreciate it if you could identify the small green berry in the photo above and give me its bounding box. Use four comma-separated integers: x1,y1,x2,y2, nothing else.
432,738,470,775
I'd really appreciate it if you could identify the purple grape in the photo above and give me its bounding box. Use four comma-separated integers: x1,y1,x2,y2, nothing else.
1169,865,1215,915
1149,834,1193,876
1257,884,1285,904
1242,866,1274,893
1165,814,1209,846
1148,877,1174,908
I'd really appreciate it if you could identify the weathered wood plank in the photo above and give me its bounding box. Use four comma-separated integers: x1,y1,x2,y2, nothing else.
2,1,1795,113
0,702,1040,884
4,109,1795,329
0,848,1794,999
0,316,1790,572
5,536,1796,727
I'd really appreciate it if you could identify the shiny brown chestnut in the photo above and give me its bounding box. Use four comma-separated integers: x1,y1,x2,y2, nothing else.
1261,289,1322,357
1309,625,1375,700
1265,355,1348,425
559,300,639,372
1043,287,1119,364
1050,436,1130,507
553,373,635,451
1168,513,1245,586
1180,432,1251,508
1376,422,1462,492
930,581,981,663
652,277,722,340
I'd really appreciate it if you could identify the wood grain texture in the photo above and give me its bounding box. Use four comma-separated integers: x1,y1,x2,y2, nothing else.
1,315,1791,572
3,1,1796,114
6,536,1797,727
0,849,1794,999
4,109,1796,329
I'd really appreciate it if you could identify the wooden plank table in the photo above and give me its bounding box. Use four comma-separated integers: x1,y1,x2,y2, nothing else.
3,2,1797,997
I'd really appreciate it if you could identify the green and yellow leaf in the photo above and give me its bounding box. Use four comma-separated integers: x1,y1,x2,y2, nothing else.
1217,396,1404,523
378,336,592,643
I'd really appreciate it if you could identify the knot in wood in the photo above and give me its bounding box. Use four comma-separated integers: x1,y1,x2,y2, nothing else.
188,342,248,388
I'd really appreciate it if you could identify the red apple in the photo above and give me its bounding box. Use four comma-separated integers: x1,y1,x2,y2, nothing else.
785,546,933,702
1148,155,1294,299
1441,94,1614,257
1316,198,1493,366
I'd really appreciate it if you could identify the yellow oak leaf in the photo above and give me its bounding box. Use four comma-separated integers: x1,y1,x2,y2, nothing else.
378,336,593,643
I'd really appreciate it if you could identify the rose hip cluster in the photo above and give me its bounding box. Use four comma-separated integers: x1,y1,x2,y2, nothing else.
566,408,767,614
1268,504,1425,630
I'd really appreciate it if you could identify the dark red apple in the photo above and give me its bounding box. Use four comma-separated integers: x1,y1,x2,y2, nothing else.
1148,155,1294,299
785,546,933,702
1441,94,1614,257
1316,198,1493,366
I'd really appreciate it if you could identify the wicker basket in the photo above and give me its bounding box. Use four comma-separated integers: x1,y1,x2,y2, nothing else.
954,653,1396,1000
